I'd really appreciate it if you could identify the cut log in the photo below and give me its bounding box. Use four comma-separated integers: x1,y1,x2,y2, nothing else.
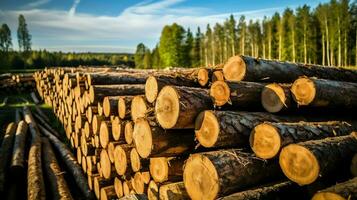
261,83,295,113
219,181,303,200
291,77,357,108
92,115,105,135
103,96,119,117
123,180,134,196
195,110,303,148
279,133,357,185
99,120,113,148
210,80,265,107
125,121,134,144
107,141,122,163
197,68,212,87
114,177,123,198
132,172,148,194
131,95,151,122
111,117,125,142
89,84,145,104
183,149,282,200
131,148,149,172
211,70,224,83
133,118,196,158
23,107,46,200
86,73,148,86
312,177,357,200
222,55,357,83
120,194,148,200
88,174,99,191
94,176,114,199
250,121,356,159
100,185,117,200
42,138,73,200
149,157,184,183
118,96,134,119
10,120,28,175
147,180,159,200
38,124,95,199
155,86,212,129
159,182,189,200
100,149,116,179
113,144,133,175
0,122,17,192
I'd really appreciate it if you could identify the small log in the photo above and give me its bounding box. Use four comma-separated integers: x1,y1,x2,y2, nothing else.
100,149,116,179
42,138,73,200
211,70,224,83
88,174,99,191
159,182,189,200
114,177,124,198
132,172,149,194
183,149,281,200
103,96,119,117
120,194,148,200
147,180,159,200
108,141,123,163
312,177,357,200
0,122,17,192
210,80,265,107
222,55,357,83
291,77,357,108
94,176,114,199
155,86,212,129
123,180,134,196
10,121,28,175
86,72,148,86
149,157,184,183
131,148,149,172
89,84,145,104
250,121,356,159
113,144,133,175
261,83,295,113
279,133,357,185
118,96,134,119
92,115,106,135
131,95,151,122
100,185,117,200
125,121,134,144
133,118,196,158
99,120,113,148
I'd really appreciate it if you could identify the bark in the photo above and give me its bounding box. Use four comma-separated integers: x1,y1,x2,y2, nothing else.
10,121,28,174
87,72,149,86
184,149,282,200
42,138,73,200
159,182,189,200
119,194,148,200
89,84,145,104
312,177,357,200
34,105,50,123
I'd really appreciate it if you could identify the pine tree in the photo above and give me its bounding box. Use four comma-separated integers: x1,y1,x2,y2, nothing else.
237,16,246,55
0,24,12,52
192,27,202,67
17,14,32,52
134,43,147,68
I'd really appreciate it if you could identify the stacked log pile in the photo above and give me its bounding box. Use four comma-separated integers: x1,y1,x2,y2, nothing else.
0,73,35,93
31,55,357,200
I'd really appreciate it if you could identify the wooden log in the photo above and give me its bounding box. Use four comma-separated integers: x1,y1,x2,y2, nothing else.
312,177,357,200
159,182,189,200
149,157,184,183
86,73,148,86
103,96,119,117
195,110,303,148
38,124,95,199
279,133,357,185
34,105,50,123
250,121,356,159
131,95,151,121
94,176,114,199
133,118,196,158
23,107,46,200
87,156,98,175
0,122,17,192
89,84,145,104
118,96,134,119
131,148,149,172
210,80,265,107
222,55,357,83
219,181,303,200
261,83,295,113
147,180,159,200
291,77,357,108
114,177,124,198
10,120,28,175
92,115,105,135
100,185,117,200
155,86,212,129
99,120,113,148
123,180,134,196
125,121,134,144
100,149,116,179
33,112,60,138
108,141,122,163
87,106,97,123
120,194,148,200
113,144,133,175
42,138,73,200
211,70,224,83
183,149,282,200
87,174,99,191
132,172,149,194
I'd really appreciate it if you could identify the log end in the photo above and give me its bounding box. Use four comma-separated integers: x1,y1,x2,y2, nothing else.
194,111,220,148
145,76,159,103
197,68,209,86
312,192,345,200
133,118,152,158
261,83,287,113
94,177,101,199
279,144,320,185
211,70,224,83
210,81,230,106
114,145,128,175
103,97,111,117
222,55,246,82
250,123,281,159
92,115,100,135
150,157,168,183
130,148,141,172
99,121,110,148
100,149,112,179
111,116,122,141
132,172,145,194
131,96,147,122
114,177,123,198
89,86,95,103
155,86,180,129
291,77,316,106
183,154,219,200
125,121,134,144
148,180,159,200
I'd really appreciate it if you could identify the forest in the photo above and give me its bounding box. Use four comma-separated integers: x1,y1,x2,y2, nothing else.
135,0,357,69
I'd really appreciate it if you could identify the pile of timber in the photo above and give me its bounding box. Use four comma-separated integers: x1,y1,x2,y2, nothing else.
0,73,35,93
32,55,357,200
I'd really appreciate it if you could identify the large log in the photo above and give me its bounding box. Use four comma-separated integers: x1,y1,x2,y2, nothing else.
155,86,212,129
23,107,46,200
250,121,356,159
86,72,149,86
312,177,357,200
89,84,145,104
279,133,357,185
133,118,196,158
183,149,282,200
159,182,189,200
42,138,73,200
194,110,303,148
210,80,265,107
149,157,184,183
261,83,296,113
10,121,28,174
38,124,95,199
222,55,357,83
0,122,17,193
291,77,357,109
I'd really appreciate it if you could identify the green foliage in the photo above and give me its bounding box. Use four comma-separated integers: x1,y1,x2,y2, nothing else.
134,43,148,69
17,15,32,52
0,24,12,52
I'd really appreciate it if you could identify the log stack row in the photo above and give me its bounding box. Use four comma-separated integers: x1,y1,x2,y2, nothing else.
0,73,35,93
33,55,357,200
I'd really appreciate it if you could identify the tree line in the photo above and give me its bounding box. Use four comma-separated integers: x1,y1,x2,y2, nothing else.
135,0,357,69
0,15,134,69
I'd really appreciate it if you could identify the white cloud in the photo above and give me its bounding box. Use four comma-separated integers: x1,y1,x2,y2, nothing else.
24,0,51,9
69,0,81,17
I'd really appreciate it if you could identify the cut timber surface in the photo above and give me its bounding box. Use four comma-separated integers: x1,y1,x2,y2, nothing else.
89,84,145,104
111,117,124,142
113,144,132,175
261,83,294,113
250,121,356,159
210,80,265,107
279,133,357,185
100,149,115,179
133,118,195,158
183,150,281,200
124,121,134,144
147,180,159,200
131,95,150,121
155,86,212,129
291,77,357,108
118,96,134,119
149,157,184,183
130,148,149,172
100,185,117,200
103,96,119,117
114,177,123,198
312,177,357,200
222,55,357,83
194,110,302,148
159,182,189,200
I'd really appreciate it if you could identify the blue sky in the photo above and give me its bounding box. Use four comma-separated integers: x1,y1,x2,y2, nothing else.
0,0,329,53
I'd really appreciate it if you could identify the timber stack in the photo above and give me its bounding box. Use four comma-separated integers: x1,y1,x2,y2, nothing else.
31,55,357,200
0,72,35,92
